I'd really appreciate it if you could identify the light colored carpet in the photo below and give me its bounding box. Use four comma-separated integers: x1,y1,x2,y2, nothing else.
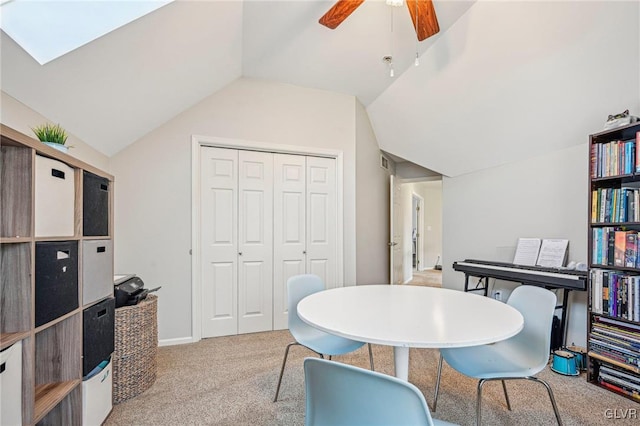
104,329,638,425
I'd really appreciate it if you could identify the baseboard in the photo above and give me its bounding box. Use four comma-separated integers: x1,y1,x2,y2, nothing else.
158,336,196,347
403,276,412,284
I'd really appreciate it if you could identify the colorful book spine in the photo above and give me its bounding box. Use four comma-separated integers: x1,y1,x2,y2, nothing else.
615,231,627,267
625,233,638,268
637,131,640,172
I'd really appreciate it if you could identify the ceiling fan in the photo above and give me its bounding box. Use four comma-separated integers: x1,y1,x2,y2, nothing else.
319,0,440,41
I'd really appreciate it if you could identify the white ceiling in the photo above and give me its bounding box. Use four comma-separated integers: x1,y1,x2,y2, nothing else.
0,0,473,157
1,1,638,177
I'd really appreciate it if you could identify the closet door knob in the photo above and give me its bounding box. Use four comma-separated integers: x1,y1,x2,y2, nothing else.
303,251,307,255
238,252,243,256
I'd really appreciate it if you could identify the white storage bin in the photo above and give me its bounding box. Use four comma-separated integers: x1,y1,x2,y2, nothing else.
35,155,75,237
82,240,114,306
0,341,22,426
82,358,112,426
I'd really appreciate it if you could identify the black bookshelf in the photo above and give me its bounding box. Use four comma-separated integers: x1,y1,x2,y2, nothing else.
587,121,640,403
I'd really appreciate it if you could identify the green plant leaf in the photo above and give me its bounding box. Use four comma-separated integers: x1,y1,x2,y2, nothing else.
31,123,68,145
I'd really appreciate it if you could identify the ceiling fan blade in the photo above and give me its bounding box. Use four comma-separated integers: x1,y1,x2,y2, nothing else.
319,0,365,29
406,0,440,41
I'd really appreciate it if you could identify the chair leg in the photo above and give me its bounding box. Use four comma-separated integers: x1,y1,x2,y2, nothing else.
501,380,512,411
476,379,488,426
274,342,300,402
368,343,375,371
433,353,444,412
527,377,563,426
473,377,562,426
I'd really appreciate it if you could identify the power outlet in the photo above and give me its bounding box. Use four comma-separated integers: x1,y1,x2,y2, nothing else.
492,290,503,302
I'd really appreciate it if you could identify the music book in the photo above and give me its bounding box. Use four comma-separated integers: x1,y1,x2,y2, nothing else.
536,239,569,268
513,238,542,266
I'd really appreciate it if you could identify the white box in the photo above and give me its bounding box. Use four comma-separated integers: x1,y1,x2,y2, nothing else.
82,359,112,426
0,341,22,426
35,155,75,237
82,240,114,306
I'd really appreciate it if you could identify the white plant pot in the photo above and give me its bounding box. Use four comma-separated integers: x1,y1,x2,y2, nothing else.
42,142,68,153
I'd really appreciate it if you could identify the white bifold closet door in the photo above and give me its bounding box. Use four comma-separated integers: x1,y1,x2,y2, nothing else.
273,155,337,329
201,147,274,337
201,146,337,337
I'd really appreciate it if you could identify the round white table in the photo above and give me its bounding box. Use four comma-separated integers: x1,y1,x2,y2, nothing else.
297,285,524,381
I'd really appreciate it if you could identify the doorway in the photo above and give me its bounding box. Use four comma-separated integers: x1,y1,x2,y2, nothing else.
389,178,443,285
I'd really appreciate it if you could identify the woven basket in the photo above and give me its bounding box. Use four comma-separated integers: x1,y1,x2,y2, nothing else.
113,294,158,404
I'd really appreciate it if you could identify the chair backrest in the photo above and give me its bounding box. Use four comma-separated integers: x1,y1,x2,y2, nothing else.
506,285,557,370
304,357,435,426
287,274,324,338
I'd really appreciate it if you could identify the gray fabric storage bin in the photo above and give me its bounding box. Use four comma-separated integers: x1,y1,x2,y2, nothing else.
82,240,113,306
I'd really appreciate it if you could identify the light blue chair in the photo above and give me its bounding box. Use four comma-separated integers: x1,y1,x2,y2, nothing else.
274,274,374,402
433,285,562,425
304,357,457,426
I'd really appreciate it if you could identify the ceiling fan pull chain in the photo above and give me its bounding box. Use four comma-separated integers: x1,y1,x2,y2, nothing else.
414,0,420,66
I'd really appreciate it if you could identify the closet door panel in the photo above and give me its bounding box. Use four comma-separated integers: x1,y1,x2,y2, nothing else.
308,260,329,285
273,154,306,330
201,147,238,337
238,151,273,334
306,157,337,289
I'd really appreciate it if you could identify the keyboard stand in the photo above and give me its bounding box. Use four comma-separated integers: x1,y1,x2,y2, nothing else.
454,259,588,349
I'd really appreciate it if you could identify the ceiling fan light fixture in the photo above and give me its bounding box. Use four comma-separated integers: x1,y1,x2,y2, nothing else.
382,55,395,78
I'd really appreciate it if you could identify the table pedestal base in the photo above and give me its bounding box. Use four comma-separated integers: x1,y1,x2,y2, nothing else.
393,346,409,381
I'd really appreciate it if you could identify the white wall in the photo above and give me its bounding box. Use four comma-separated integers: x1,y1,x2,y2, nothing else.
355,101,389,285
1,91,110,171
443,144,588,346
110,78,359,342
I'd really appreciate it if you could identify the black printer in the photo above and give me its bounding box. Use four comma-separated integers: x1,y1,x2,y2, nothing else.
113,274,160,308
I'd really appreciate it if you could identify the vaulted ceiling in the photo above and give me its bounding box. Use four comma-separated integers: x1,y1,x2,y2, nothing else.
1,1,472,156
1,1,638,177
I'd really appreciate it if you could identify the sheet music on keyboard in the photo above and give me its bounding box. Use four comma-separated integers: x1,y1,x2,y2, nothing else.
536,239,569,268
513,238,542,266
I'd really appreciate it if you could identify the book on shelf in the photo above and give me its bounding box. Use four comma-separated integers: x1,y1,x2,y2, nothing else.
591,187,640,223
625,233,638,268
591,228,640,267
593,137,638,177
636,131,640,173
599,368,640,393
608,230,616,265
590,272,640,321
614,231,627,267
597,315,640,331
599,380,640,402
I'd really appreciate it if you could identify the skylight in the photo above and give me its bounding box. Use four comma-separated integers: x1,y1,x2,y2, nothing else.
0,0,173,65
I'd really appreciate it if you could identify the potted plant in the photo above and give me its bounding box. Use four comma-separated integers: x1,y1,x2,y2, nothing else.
32,123,70,153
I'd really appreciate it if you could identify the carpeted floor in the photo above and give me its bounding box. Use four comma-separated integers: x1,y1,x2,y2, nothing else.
104,329,638,426
408,268,442,287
